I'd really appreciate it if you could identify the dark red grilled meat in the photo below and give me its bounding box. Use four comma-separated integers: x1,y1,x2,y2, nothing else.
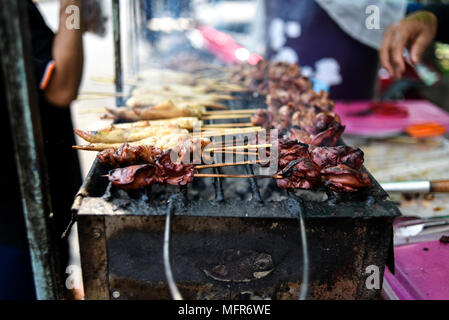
309,121,345,147
97,144,163,167
281,127,313,145
109,164,163,190
108,152,196,190
156,151,196,186
250,109,273,130
276,158,321,190
310,146,365,170
321,164,372,192
278,140,310,168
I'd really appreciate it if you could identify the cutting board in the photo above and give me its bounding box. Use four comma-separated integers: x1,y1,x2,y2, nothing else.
335,100,449,136
383,240,449,300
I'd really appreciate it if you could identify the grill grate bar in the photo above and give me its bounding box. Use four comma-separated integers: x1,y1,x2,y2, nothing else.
244,160,263,203
242,101,263,203
212,167,224,202
208,118,224,202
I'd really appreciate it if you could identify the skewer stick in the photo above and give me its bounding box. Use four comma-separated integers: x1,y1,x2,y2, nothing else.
205,144,272,152
196,159,265,169
201,114,251,120
194,173,282,179
212,151,258,156
90,76,138,86
203,109,256,115
202,123,254,128
80,91,129,97
200,125,255,131
210,138,245,145
197,127,264,138
101,172,280,179
77,108,112,114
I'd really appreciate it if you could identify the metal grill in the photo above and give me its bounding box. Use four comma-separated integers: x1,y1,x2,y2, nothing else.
73,89,400,300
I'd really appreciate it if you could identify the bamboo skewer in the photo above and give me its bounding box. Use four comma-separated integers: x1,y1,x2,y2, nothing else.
197,128,264,138
202,123,254,128
80,91,129,97
211,151,258,156
102,173,282,179
199,127,261,134
204,144,272,152
203,109,256,115
201,114,251,120
196,160,265,169
194,173,282,179
90,76,138,86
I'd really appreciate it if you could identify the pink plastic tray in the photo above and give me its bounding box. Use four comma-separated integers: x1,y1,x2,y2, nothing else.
383,240,449,300
335,100,449,136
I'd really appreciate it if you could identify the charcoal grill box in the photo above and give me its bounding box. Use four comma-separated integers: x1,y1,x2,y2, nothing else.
73,158,400,300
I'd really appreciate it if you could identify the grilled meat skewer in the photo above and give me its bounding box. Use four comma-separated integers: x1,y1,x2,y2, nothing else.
106,139,371,192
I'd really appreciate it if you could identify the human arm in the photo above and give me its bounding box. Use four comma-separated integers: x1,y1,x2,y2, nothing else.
379,10,438,79
43,0,84,107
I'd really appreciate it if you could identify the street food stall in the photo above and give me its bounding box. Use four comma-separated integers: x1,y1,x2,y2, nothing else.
70,0,400,300
2,0,449,301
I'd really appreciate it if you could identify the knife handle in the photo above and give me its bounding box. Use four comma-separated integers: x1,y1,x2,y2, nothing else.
430,180,449,193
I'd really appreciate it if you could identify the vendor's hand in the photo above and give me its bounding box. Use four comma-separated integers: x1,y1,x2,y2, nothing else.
82,0,107,36
379,11,438,79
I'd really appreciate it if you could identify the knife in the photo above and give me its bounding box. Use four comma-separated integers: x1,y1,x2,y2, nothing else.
395,218,449,237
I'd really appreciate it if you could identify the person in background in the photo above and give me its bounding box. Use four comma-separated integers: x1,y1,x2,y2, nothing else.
0,0,103,299
380,4,449,80
264,0,406,100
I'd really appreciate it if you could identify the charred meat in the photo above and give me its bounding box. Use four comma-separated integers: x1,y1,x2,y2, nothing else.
321,164,372,192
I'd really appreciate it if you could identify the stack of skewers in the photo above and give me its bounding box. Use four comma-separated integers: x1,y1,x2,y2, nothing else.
74,61,372,193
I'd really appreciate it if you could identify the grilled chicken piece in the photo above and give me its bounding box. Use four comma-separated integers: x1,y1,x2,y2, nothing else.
276,158,321,189
74,117,201,144
156,151,196,186
282,127,313,145
133,100,205,120
96,137,210,167
73,129,202,151
75,126,185,144
97,144,163,167
309,121,345,147
309,146,365,170
106,100,206,121
250,108,344,147
306,112,340,135
321,164,372,192
104,107,141,122
277,140,310,168
108,153,196,190
109,164,163,190
250,109,272,130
